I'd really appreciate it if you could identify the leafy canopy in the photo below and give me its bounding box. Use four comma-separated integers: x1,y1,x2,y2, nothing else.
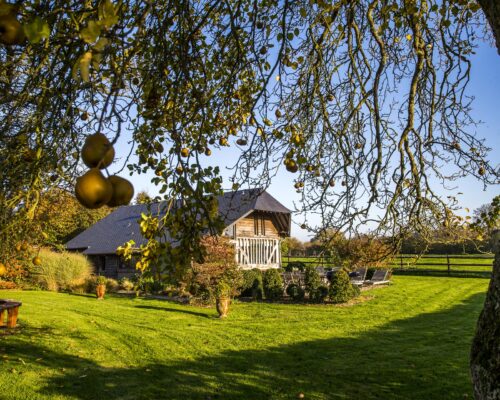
0,0,498,275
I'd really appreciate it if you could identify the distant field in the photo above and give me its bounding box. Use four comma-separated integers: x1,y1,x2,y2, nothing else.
391,255,493,273
282,254,494,274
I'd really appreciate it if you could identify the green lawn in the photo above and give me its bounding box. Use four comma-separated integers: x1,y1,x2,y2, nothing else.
0,275,489,400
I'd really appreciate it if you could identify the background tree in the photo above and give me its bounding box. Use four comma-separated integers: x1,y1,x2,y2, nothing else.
134,190,152,205
472,198,500,238
281,236,305,257
34,188,113,246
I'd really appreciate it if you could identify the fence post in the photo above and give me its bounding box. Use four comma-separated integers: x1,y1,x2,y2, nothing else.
400,255,403,270
447,254,451,275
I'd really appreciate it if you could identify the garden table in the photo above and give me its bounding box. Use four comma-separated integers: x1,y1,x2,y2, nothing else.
0,300,22,328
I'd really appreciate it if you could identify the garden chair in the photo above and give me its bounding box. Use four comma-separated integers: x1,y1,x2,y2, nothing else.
282,272,294,286
349,267,367,286
365,269,391,286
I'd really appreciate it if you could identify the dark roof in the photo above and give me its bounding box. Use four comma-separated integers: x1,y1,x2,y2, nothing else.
66,189,291,255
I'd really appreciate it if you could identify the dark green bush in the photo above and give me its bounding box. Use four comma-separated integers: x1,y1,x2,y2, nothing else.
263,268,283,300
329,269,358,304
352,283,361,297
129,275,164,294
286,283,305,301
304,265,321,294
284,261,306,272
240,268,263,300
241,269,260,293
310,285,329,303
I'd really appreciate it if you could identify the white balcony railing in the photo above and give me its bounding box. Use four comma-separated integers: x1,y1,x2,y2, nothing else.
235,237,281,269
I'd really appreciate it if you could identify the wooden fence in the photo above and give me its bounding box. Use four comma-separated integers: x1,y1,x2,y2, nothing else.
283,254,494,277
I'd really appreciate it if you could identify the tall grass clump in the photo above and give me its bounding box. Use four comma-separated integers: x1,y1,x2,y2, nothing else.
31,248,93,292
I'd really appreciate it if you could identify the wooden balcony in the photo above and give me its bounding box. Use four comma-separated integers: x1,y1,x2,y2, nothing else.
234,237,281,270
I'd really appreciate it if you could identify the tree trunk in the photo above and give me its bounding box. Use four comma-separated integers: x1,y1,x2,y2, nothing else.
470,230,500,400
479,0,500,54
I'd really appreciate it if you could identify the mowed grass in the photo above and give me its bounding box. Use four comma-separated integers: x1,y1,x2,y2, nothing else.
0,275,489,400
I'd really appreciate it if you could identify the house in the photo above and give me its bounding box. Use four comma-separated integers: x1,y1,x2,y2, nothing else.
66,189,291,279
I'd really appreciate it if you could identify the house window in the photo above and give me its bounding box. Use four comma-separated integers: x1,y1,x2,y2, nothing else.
253,214,266,236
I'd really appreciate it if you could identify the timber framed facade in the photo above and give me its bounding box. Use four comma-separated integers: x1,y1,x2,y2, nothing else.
66,189,291,278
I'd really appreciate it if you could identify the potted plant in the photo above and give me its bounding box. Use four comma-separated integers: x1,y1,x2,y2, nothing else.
96,275,107,300
214,280,232,318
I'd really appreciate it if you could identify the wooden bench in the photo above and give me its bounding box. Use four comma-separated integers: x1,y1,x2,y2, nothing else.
0,300,22,328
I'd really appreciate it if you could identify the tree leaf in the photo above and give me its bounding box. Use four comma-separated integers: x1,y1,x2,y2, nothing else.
80,20,101,44
79,52,93,82
93,37,109,52
99,0,119,29
91,52,102,71
23,17,50,44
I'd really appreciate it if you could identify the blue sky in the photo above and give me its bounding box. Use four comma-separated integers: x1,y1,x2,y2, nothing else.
111,41,500,242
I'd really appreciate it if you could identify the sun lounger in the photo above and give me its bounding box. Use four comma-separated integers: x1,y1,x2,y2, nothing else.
365,269,391,286
349,268,367,286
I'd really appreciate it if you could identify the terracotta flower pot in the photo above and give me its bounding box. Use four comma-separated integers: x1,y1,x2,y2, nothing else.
216,297,231,318
96,284,106,300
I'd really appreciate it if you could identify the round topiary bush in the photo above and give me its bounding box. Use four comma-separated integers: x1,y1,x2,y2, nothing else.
240,268,263,298
263,268,283,300
329,269,358,304
286,283,305,301
310,285,329,303
304,265,321,295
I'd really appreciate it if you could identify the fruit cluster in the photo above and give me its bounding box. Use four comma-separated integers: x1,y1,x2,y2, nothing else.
75,133,134,209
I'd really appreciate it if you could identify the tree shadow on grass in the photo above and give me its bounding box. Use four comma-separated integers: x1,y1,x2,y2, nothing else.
134,304,212,319
2,293,485,400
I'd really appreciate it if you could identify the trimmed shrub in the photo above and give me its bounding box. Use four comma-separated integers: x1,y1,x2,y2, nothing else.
106,278,120,293
329,269,358,304
251,271,264,300
310,285,329,303
352,283,361,297
284,261,306,272
263,268,283,300
304,265,321,294
30,248,93,292
286,283,305,301
132,275,165,294
119,277,134,291
241,269,264,300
